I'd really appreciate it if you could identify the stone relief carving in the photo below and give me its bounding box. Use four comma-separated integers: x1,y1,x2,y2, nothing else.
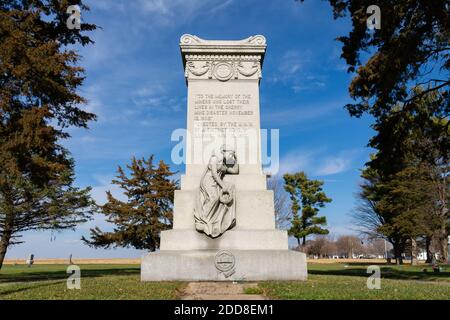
187,61,210,76
184,55,262,81
180,34,202,45
237,61,259,77
213,62,234,81
180,34,265,81
246,35,266,45
194,146,239,238
214,250,236,278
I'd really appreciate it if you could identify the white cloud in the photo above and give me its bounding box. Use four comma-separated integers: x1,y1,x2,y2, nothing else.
90,174,127,205
315,150,359,176
139,0,171,15
131,83,181,112
263,100,343,127
271,49,332,92
87,0,234,29
278,148,323,175
137,0,234,20
78,135,100,143
87,0,127,12
209,0,234,14
278,50,310,75
278,148,360,177
292,81,325,92
316,157,351,175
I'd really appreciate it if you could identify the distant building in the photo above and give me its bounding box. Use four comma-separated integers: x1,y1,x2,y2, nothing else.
417,250,427,261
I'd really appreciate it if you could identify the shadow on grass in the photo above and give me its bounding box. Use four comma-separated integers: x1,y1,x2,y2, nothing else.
0,266,140,284
308,265,450,282
0,280,62,297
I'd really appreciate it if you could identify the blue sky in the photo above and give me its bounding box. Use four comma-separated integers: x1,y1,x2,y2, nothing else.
7,0,376,259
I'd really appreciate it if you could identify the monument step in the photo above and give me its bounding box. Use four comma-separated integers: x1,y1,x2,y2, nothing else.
160,229,288,250
173,189,276,229
141,249,308,281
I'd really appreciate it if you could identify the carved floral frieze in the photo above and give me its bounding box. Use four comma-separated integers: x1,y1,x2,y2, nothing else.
184,54,262,81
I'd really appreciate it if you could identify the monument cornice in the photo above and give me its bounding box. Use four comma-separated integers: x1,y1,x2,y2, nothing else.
180,34,266,51
180,34,267,82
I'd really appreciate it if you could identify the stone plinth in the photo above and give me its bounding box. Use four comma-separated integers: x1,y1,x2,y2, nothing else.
141,34,307,281
141,250,307,282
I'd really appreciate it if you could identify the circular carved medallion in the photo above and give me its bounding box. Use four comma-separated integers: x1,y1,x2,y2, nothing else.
213,62,233,81
214,250,235,272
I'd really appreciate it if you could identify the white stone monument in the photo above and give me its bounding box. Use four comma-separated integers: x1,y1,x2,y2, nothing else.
26,253,34,267
141,35,307,281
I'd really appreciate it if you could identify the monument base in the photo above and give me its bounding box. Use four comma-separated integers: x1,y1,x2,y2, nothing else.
141,250,307,281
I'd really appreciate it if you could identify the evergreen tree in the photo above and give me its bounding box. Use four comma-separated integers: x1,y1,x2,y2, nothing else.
83,156,177,252
283,172,331,246
299,0,449,118
297,1,449,261
372,91,448,262
380,165,436,263
0,1,97,269
354,89,449,263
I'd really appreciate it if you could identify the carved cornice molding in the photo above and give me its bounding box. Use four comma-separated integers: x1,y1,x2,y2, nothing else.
246,35,266,46
180,34,266,46
184,54,262,81
180,34,203,45
180,35,267,82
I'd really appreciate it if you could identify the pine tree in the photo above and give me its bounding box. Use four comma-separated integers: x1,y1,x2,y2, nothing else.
283,172,331,246
297,0,449,261
0,1,97,269
83,156,178,252
354,89,449,263
299,0,449,118
353,165,407,263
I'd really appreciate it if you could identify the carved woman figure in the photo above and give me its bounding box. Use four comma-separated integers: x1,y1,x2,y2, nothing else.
194,146,239,238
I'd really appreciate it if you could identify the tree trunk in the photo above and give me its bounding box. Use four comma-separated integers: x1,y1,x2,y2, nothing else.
302,236,306,246
435,171,448,263
425,236,432,263
437,231,448,263
436,215,449,263
0,230,12,270
393,242,403,265
410,238,418,265
0,200,14,271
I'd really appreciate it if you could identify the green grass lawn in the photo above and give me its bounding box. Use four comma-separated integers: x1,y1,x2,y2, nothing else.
257,263,450,300
0,264,184,300
0,262,449,300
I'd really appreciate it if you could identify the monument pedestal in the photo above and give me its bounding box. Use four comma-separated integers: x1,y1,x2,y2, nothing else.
141,250,307,281
141,34,307,282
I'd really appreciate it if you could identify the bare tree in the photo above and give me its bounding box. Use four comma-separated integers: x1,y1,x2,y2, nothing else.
306,236,337,258
302,235,392,259
323,239,338,257
366,238,387,257
336,235,364,258
306,237,327,258
351,195,386,240
267,176,291,230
